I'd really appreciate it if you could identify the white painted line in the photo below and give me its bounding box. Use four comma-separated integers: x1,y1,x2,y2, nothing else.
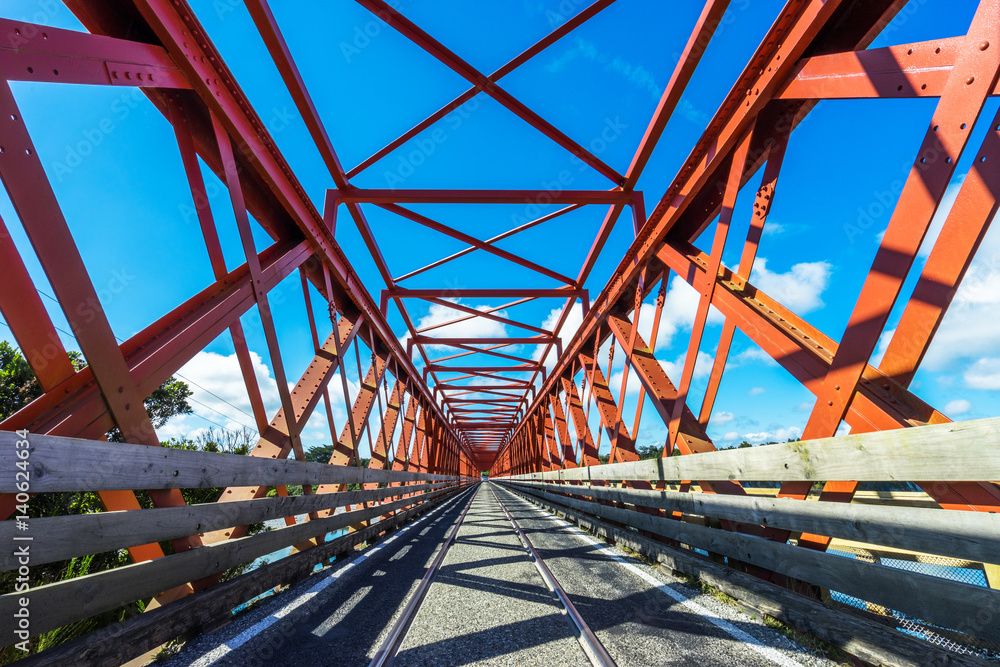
505,490,806,667
312,585,373,638
189,492,468,667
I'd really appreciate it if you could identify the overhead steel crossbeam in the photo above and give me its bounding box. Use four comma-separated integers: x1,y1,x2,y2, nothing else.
312,0,739,459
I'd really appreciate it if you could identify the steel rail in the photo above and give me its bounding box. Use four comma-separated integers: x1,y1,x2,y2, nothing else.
368,484,479,667
488,483,618,667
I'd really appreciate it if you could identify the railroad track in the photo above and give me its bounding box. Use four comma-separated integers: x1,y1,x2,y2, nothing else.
368,484,478,667
369,481,616,667
489,483,618,667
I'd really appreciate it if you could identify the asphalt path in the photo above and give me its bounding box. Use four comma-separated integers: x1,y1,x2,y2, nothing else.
164,482,835,667
162,486,478,667
492,483,836,667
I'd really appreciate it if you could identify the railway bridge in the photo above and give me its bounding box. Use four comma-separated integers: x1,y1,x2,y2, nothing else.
1,0,999,664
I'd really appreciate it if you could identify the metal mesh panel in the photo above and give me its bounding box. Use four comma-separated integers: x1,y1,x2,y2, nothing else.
828,546,1000,660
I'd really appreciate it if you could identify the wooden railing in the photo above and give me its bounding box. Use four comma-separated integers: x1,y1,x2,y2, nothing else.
499,417,1000,655
0,430,472,663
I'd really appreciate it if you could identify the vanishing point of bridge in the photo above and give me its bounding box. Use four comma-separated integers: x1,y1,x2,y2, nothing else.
1,0,999,665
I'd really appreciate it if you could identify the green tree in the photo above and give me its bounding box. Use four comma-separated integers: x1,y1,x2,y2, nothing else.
0,341,38,420
305,444,334,463
0,341,190,442
106,378,193,442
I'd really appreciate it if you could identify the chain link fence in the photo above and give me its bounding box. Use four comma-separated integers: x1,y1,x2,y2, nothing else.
828,545,999,661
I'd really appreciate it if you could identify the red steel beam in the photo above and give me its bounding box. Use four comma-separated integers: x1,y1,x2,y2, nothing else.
376,204,577,285
778,36,1000,100
0,18,190,88
352,0,624,184
332,188,631,205
346,0,616,178
394,204,585,283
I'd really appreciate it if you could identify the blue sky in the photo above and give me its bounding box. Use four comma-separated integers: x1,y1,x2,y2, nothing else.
1,0,997,461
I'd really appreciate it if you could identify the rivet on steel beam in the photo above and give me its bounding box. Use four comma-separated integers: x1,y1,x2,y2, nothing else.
981,41,990,51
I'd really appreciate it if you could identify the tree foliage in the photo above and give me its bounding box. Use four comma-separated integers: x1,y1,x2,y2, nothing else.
305,444,334,463
0,341,38,420
0,341,189,442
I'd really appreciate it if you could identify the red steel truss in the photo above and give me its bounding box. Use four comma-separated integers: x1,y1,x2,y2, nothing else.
491,0,1000,539
0,0,998,616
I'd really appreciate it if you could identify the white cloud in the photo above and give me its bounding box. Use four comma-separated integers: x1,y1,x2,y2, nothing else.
750,259,832,314
741,425,802,444
944,398,972,416
157,350,279,441
664,277,725,331
918,175,964,259
918,221,1000,374
660,351,713,383
532,302,585,369
748,386,765,396
156,349,365,447
607,368,635,398
620,277,726,359
636,300,679,350
731,346,777,367
722,431,739,441
713,411,734,426
404,300,509,352
762,222,785,237
964,358,1000,390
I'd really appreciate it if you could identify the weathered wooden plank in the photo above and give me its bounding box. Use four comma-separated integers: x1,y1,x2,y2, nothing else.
509,481,1000,565
12,485,474,667
503,483,1000,645
508,417,1000,483
499,484,990,667
0,431,457,492
0,487,458,638
0,482,451,570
